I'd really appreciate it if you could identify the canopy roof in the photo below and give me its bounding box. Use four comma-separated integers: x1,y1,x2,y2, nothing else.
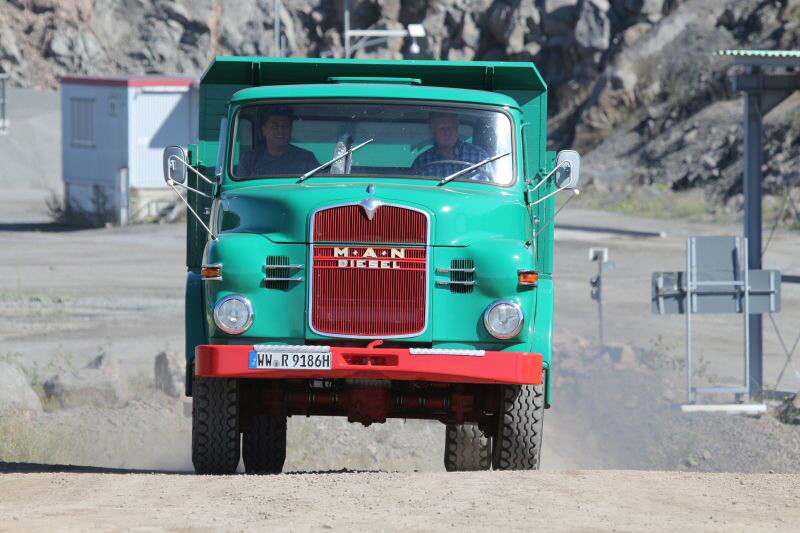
718,50,800,67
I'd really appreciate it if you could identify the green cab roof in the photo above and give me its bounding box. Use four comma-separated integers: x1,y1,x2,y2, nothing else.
229,83,521,109
201,56,546,93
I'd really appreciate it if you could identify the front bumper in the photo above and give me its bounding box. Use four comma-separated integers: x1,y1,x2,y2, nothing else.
195,344,542,385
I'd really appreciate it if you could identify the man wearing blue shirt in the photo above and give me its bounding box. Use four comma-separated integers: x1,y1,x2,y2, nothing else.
237,107,319,177
412,112,492,180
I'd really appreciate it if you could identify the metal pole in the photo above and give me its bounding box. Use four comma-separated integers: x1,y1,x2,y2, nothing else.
597,259,604,346
274,0,281,57
686,237,693,403
0,71,7,134
344,0,351,58
743,237,751,400
743,68,763,398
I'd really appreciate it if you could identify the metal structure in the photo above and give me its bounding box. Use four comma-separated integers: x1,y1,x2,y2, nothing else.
652,236,781,403
719,50,800,397
0,65,8,134
589,247,611,346
273,0,285,57
343,0,425,58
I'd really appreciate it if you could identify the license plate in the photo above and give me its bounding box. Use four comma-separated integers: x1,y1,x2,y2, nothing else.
248,350,332,370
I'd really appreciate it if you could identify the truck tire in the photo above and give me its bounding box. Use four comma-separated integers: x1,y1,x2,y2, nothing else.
492,384,544,470
192,377,240,475
242,415,287,474
443,423,490,471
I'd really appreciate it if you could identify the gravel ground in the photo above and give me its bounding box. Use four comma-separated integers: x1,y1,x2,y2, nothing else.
0,470,798,532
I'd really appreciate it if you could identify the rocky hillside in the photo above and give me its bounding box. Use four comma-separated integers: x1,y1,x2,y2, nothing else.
1,0,798,219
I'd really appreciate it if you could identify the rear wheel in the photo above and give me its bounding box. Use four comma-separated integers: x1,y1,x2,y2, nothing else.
242,415,287,474
192,377,240,475
443,423,490,471
492,384,545,470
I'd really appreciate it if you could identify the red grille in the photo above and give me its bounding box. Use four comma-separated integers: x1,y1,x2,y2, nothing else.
311,204,428,337
312,246,426,336
313,205,427,244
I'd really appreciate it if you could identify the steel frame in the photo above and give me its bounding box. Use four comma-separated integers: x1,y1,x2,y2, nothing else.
723,50,800,397
685,237,750,403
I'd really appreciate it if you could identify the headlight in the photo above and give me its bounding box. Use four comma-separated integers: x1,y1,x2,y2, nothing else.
483,299,524,339
213,295,254,335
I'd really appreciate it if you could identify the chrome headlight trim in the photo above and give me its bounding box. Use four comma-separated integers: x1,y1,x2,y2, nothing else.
213,294,254,335
483,299,524,339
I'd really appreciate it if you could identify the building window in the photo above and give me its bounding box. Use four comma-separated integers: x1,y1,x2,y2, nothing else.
108,95,118,117
70,97,95,147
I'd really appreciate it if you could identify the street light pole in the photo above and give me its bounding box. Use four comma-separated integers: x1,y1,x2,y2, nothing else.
344,0,351,58
274,0,282,57
341,0,424,59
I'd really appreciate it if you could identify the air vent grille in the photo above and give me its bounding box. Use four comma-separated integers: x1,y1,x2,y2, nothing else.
265,256,290,290
450,259,474,293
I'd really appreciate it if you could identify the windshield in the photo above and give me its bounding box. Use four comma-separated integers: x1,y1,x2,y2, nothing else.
229,102,515,185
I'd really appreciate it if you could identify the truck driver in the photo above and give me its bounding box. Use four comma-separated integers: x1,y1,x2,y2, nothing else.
237,106,320,177
411,112,493,180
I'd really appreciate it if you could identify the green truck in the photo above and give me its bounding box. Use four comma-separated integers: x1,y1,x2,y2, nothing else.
163,57,580,475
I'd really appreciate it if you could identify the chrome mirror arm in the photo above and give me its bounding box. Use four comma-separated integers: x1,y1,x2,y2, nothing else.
170,179,213,199
528,182,570,207
527,160,570,197
169,155,216,186
532,188,580,239
167,180,217,241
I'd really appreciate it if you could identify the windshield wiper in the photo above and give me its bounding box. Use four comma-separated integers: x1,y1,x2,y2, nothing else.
297,139,374,182
437,152,510,186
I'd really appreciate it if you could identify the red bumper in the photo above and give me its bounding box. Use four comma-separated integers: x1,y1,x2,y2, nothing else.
195,344,542,385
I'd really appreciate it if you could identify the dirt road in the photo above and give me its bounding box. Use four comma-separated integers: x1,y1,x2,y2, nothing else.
2,190,800,531
0,469,797,532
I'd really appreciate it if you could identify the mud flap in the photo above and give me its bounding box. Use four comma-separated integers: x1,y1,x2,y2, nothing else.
185,270,207,396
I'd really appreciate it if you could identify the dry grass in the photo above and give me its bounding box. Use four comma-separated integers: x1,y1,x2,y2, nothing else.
0,409,84,465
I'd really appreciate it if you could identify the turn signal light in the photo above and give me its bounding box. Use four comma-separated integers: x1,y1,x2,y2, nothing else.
518,270,538,286
201,264,222,280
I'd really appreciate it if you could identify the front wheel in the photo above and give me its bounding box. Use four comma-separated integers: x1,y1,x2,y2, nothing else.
492,384,545,470
192,377,240,475
242,415,287,474
443,423,490,471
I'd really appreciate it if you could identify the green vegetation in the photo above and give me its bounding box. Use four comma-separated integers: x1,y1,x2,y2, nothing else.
575,187,716,222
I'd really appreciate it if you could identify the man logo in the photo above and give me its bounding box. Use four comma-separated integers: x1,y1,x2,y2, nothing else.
333,247,406,269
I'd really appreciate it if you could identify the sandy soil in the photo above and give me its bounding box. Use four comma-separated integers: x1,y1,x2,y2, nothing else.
0,470,798,532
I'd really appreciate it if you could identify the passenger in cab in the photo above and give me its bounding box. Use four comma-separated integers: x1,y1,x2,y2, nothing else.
237,106,319,176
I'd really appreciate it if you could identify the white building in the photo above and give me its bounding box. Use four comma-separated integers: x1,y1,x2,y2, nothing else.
60,75,197,223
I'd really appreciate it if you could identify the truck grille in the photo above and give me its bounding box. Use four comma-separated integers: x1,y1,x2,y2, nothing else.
311,204,428,337
313,205,426,244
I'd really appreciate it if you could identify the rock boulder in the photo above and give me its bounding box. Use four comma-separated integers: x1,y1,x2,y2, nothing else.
154,351,185,398
0,361,42,412
43,354,128,409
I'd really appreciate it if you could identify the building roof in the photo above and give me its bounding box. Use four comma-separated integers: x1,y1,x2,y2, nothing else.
718,50,800,67
59,75,195,88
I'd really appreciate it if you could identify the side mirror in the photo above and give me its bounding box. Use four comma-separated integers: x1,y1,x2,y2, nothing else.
554,149,580,189
163,146,187,185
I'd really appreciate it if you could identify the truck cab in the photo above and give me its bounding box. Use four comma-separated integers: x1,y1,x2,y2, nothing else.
165,57,579,474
